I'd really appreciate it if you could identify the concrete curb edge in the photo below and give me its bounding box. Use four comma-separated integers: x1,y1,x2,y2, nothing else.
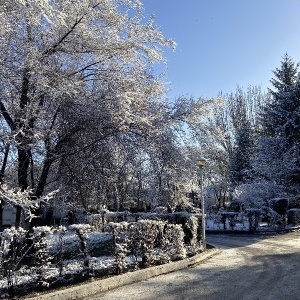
28,248,221,300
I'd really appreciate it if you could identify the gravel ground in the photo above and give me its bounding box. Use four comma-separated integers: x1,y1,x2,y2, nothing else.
85,231,300,300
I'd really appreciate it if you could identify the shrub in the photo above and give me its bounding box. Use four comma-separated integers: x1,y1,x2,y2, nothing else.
0,227,30,296
161,224,186,261
68,224,92,276
127,220,165,268
105,222,129,274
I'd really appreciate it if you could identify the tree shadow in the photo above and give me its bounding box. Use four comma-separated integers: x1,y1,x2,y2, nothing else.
132,251,300,300
206,232,290,249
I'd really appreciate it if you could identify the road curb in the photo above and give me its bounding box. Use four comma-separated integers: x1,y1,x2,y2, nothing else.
27,248,221,300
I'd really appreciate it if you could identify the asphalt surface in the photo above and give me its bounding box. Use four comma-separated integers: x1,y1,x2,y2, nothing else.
85,231,300,300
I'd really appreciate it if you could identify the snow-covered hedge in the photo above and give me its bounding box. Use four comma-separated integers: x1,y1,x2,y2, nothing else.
0,211,204,297
105,218,192,273
48,227,113,259
0,226,54,296
85,210,204,256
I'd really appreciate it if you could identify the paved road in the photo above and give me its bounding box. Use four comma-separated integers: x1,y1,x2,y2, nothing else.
86,231,300,300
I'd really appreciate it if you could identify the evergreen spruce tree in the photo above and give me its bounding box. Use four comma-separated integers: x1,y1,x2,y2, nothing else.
261,53,300,138
258,54,300,189
269,53,300,93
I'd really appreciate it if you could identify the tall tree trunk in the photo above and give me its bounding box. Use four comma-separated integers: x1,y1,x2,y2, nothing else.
25,154,55,230
18,147,30,191
0,143,10,232
35,155,55,198
15,206,22,229
15,72,31,228
15,147,31,228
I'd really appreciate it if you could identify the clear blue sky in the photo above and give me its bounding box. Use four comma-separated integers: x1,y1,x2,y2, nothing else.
141,0,300,99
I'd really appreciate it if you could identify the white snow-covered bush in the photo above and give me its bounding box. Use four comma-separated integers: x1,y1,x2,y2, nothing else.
87,214,105,231
233,183,284,208
68,224,92,276
0,210,205,297
127,220,165,268
105,222,129,274
52,226,67,278
161,224,186,261
104,211,131,223
184,215,201,255
30,226,54,289
0,227,29,296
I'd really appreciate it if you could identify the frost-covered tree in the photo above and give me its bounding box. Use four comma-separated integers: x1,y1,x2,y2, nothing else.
202,86,266,206
261,53,300,138
226,87,261,187
252,136,295,185
229,120,254,185
256,55,300,192
260,83,300,147
269,52,300,94
0,0,175,226
156,96,223,209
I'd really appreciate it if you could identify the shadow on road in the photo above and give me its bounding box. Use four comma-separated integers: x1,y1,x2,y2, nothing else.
206,231,293,249
134,250,300,300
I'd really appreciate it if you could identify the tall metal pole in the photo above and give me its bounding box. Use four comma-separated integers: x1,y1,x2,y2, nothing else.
195,157,206,251
199,166,206,250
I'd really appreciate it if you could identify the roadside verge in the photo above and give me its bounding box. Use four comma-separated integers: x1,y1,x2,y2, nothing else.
27,248,221,300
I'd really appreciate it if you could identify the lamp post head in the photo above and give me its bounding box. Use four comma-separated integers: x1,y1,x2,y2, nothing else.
195,157,207,167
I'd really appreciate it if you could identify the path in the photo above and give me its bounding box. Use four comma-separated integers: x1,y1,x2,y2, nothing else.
85,231,300,300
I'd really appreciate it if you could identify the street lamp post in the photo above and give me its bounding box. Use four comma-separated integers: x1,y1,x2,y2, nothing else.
195,157,207,250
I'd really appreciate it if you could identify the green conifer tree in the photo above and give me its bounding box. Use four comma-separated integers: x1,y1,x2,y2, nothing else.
258,54,300,189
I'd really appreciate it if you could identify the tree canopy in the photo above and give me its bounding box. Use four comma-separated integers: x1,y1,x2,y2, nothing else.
0,0,179,226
